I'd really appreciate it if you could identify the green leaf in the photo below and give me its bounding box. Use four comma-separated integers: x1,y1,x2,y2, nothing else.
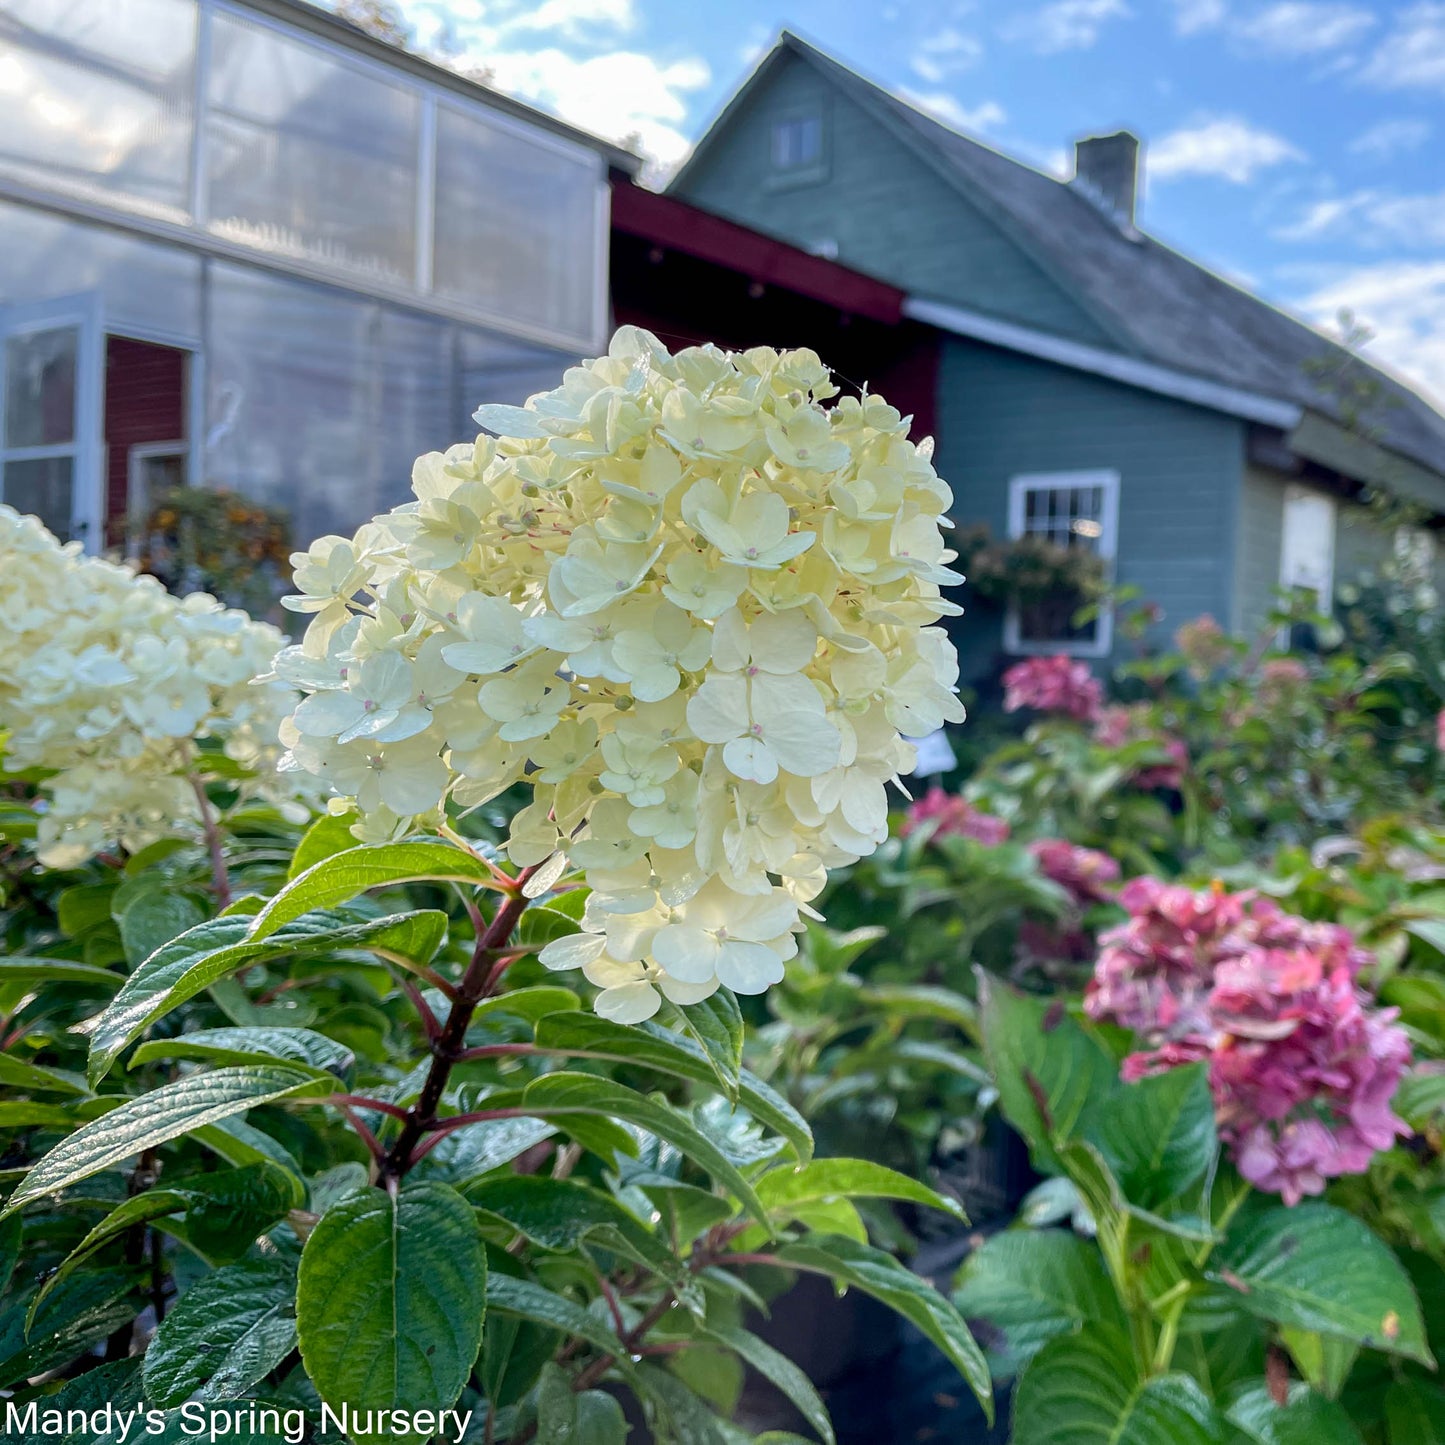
1013,1333,1230,1444
1085,1064,1217,1211
179,1162,305,1263
297,1182,487,1445
533,1012,812,1164
853,982,978,1033
289,809,361,879
467,1175,696,1305
144,1256,297,1406
953,1229,1126,1376
88,908,446,1083
0,1270,138,1388
250,842,503,941
485,1273,629,1364
772,1235,991,1421
474,986,581,1026
2,1066,326,1217
117,888,205,968
704,1324,834,1445
1210,1203,1431,1365
518,1073,769,1227
129,1026,355,1078
58,883,118,937
0,957,122,990
977,974,1116,1169
636,1360,731,1445
1224,1382,1364,1445
1385,1379,1445,1444
536,1361,630,1445
0,1213,21,1299
423,1117,557,1185
0,1052,89,1096
1278,1327,1358,1399
676,990,744,1095
756,1157,965,1224
1,1359,145,1444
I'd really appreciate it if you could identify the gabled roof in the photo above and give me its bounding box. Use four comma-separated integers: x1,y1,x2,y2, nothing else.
674,31,1445,482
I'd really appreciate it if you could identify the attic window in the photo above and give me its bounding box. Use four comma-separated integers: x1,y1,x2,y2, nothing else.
771,115,822,171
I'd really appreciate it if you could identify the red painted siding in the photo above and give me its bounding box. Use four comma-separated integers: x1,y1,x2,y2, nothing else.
103,337,186,544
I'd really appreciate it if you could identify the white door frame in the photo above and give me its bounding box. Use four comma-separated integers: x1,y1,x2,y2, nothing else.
0,291,105,549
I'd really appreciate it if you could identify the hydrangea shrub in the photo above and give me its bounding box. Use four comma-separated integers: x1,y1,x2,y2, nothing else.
276,328,966,1020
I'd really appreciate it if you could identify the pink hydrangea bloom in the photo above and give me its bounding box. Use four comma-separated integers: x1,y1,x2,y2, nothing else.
1002,655,1103,723
1092,704,1188,790
1087,880,1410,1206
1029,839,1121,905
1174,615,1233,677
900,786,1011,846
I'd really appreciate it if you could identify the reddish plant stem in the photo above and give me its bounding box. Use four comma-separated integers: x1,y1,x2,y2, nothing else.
376,866,539,1186
401,978,441,1041
338,1105,385,1163
188,773,232,909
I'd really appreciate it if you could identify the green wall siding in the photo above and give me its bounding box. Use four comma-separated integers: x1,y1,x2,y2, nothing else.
935,339,1246,678
1233,465,1287,636
674,53,1113,346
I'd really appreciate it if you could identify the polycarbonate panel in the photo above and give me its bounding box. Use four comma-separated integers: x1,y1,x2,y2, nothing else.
433,103,600,341
4,455,74,539
204,263,379,545
0,0,197,217
205,11,419,281
5,327,77,447
0,202,203,340
456,325,577,440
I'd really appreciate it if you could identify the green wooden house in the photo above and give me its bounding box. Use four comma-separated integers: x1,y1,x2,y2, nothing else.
670,32,1445,675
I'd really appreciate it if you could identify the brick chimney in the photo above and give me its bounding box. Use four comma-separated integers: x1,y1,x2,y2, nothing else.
1072,130,1141,230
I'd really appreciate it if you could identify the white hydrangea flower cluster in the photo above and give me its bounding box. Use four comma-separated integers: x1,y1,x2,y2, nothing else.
0,505,305,868
276,328,965,1022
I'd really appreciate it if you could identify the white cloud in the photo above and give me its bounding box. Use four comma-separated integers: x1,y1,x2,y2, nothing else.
1173,0,1227,34
902,91,1006,133
1293,261,1445,408
1234,2,1374,54
1275,189,1445,247
392,0,708,173
1360,3,1445,89
1150,116,1306,184
1003,0,1132,54
911,28,984,82
1348,118,1432,158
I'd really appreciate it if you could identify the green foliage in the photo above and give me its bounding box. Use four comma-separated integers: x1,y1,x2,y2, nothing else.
0,827,990,1443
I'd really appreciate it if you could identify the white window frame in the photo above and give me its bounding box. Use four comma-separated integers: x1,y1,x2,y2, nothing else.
1004,469,1120,659
1279,485,1336,611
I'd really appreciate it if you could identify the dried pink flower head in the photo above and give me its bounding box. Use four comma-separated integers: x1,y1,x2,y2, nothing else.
901,786,1011,846
1088,879,1410,1205
1029,838,1120,905
1174,614,1233,677
1002,655,1103,723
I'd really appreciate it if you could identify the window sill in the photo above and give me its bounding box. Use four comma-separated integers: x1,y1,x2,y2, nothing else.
762,165,829,192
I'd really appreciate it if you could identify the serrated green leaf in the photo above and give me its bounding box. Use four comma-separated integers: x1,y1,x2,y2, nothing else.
756,1157,965,1224
977,973,1116,1169
179,1162,305,1263
129,1026,355,1078
485,1273,628,1364
250,842,503,941
289,810,362,879
117,889,205,968
1224,1382,1364,1444
535,1361,630,1444
1211,1203,1431,1364
296,1182,486,1445
772,1234,991,1420
473,986,581,1026
0,1053,89,1096
3,1067,326,1217
0,958,122,990
89,909,446,1083
518,1073,768,1227
0,1213,23,1300
533,1013,812,1164
676,990,744,1095
144,1256,297,1407
0,1270,138,1388
953,1229,1126,1377
1013,1333,1229,1444
704,1324,834,1445
1085,1064,1217,1211
422,1117,557,1185
636,1360,730,1445
57,883,118,938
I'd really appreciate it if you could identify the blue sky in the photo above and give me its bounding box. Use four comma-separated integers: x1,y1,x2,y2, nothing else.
382,0,1445,405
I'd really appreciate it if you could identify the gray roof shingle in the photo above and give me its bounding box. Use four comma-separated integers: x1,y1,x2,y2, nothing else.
781,33,1445,479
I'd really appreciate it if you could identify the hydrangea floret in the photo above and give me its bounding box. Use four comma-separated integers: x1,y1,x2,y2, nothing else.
1086,877,1411,1205
0,505,304,867
900,785,1010,846
1027,838,1120,905
1001,654,1103,722
275,328,966,1023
